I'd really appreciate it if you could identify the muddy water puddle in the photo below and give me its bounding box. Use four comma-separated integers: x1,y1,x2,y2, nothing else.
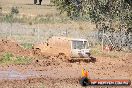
0,70,41,80
0,67,81,80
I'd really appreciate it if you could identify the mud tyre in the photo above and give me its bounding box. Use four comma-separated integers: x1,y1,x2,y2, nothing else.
57,53,68,62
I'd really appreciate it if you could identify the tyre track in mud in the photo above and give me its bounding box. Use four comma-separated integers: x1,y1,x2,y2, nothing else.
0,77,79,88
0,39,131,88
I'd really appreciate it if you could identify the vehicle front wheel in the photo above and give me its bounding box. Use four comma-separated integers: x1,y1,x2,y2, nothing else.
86,53,91,57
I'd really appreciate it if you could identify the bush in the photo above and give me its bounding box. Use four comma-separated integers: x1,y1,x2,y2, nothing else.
51,0,82,18
4,14,13,23
14,56,32,65
0,52,32,65
11,7,19,15
1,52,13,62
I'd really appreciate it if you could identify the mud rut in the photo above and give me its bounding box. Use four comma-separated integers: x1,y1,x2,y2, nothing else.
0,39,85,87
0,39,131,88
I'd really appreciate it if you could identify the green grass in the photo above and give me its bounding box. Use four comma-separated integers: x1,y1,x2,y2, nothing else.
0,52,32,65
21,43,33,49
0,52,13,61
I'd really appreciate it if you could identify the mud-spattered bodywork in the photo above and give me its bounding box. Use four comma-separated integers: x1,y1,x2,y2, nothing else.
33,36,90,60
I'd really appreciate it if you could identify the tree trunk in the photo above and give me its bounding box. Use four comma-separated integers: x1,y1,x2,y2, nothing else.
34,0,37,4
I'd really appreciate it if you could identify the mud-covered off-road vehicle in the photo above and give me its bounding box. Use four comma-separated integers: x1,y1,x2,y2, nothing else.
33,36,91,61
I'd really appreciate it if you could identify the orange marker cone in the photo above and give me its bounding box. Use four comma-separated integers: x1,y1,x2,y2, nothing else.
82,69,89,78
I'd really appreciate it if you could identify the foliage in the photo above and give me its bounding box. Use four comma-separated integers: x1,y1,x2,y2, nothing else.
11,7,19,15
52,0,132,51
3,7,19,23
4,14,14,23
51,0,82,19
1,53,13,61
52,0,132,27
13,56,32,65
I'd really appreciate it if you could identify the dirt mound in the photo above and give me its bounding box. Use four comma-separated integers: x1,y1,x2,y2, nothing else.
123,53,132,63
0,39,32,57
34,56,66,67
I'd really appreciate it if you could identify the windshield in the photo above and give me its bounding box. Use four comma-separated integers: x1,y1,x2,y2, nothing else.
72,40,88,49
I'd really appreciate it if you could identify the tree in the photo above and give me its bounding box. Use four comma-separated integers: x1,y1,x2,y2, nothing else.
52,0,131,27
52,0,132,51
51,0,82,18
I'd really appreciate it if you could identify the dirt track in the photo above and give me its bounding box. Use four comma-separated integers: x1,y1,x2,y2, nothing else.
0,39,131,88
0,0,131,87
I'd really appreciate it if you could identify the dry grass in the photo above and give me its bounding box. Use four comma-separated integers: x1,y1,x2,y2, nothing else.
0,0,56,16
0,0,96,32
91,45,127,59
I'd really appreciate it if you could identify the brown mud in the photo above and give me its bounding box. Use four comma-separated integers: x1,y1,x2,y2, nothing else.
0,39,131,88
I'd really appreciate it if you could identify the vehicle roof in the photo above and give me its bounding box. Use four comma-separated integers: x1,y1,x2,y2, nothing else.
51,36,87,41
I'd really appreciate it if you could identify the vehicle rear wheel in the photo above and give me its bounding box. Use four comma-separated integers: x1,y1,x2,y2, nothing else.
57,53,68,62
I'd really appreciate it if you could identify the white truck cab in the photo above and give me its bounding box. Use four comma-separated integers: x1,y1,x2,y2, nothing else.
71,39,90,58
